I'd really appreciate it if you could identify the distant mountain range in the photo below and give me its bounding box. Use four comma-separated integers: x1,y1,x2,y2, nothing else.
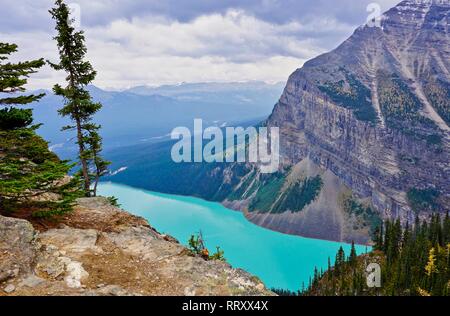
125,81,285,101
28,81,284,158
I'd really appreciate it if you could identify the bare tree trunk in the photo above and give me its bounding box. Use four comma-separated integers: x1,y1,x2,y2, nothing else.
92,150,103,197
93,173,99,197
76,118,91,197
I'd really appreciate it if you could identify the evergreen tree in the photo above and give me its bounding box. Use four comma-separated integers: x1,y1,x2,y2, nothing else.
0,42,79,215
48,0,109,197
327,257,332,279
349,241,357,267
313,267,319,287
444,212,450,243
84,124,109,196
0,43,44,129
335,247,345,275
374,223,384,251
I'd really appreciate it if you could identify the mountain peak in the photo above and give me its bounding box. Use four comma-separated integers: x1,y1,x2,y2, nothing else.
261,0,450,240
382,0,449,28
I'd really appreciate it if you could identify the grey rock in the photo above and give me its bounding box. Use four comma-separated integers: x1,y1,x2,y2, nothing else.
19,275,45,288
4,284,15,293
0,215,37,275
0,199,273,296
97,285,128,296
263,0,450,237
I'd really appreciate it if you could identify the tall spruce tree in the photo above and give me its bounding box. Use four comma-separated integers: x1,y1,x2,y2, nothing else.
444,212,450,243
85,124,109,196
0,42,79,215
48,0,109,197
0,43,45,129
335,247,345,275
349,241,357,267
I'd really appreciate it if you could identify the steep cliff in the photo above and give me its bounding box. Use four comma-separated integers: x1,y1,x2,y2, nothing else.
255,0,449,241
0,198,273,296
211,0,449,243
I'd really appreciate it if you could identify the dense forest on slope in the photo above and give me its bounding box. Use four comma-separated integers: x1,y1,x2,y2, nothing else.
274,214,450,296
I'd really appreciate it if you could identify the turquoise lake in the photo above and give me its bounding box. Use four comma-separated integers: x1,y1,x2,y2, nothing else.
98,182,369,291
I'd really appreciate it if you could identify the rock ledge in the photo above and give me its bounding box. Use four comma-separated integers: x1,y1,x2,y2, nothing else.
0,197,273,296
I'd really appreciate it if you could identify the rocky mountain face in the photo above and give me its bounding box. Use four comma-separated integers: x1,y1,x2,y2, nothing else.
238,0,450,243
0,198,272,296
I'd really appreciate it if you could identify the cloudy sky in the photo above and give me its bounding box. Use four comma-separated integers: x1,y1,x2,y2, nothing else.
1,0,401,90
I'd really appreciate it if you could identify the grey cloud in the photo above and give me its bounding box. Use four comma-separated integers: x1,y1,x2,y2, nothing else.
0,0,403,89
1,0,401,31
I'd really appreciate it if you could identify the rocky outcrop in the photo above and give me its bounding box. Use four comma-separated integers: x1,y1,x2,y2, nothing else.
0,198,273,296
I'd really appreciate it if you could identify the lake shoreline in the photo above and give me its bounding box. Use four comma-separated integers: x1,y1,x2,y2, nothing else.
102,181,370,246
98,181,370,291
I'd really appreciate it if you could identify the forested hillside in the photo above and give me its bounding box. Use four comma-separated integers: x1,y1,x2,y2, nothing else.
274,214,450,296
